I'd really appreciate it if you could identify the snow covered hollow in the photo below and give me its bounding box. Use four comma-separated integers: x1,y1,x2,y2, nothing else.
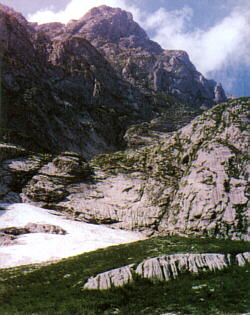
0,203,145,269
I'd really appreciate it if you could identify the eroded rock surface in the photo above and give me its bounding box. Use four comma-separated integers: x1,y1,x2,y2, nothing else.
0,98,248,240
23,152,92,204
22,98,248,239
84,264,135,290
84,252,250,290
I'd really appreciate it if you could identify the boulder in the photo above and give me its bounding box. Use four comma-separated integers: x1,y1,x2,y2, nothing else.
84,264,134,290
23,152,92,203
25,223,67,235
0,232,17,246
0,223,67,236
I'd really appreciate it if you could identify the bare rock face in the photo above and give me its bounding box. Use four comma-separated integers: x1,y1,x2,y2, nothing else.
84,252,250,290
22,98,247,240
214,83,227,103
1,98,248,240
59,6,226,108
136,254,230,280
23,152,92,204
236,252,250,266
64,5,163,54
0,3,30,27
0,146,46,203
84,264,135,290
34,22,65,38
0,5,153,157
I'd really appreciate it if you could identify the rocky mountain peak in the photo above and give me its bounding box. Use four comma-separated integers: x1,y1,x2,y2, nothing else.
87,5,132,18
65,5,163,54
30,5,227,108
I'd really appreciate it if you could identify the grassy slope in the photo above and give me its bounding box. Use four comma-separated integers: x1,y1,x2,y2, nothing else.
0,235,249,315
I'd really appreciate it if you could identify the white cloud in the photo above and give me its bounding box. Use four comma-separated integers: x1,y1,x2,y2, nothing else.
28,0,136,24
28,0,250,77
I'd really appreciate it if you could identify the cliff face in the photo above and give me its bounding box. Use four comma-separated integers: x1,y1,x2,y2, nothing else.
0,4,226,156
0,5,153,157
0,98,248,240
56,5,227,108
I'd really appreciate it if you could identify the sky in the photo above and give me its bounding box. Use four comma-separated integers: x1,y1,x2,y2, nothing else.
1,0,250,96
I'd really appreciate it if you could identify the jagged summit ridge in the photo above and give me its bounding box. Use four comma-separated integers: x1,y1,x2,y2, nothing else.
65,5,163,54
33,5,226,107
47,5,226,107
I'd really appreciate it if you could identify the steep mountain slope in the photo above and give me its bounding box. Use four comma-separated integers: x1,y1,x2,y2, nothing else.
0,5,152,157
0,97,248,240
48,5,226,108
0,4,227,157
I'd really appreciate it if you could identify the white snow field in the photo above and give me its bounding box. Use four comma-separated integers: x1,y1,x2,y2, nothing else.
0,203,145,268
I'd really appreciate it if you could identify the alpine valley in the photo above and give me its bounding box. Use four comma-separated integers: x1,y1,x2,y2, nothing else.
0,3,249,315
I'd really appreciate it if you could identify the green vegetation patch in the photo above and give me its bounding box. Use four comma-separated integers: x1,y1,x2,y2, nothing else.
0,236,249,314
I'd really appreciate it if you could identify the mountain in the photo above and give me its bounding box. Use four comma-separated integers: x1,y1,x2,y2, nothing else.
35,5,227,107
0,2,248,240
0,4,226,157
0,5,249,313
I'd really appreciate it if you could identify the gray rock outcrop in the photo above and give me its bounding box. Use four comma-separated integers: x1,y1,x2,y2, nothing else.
84,264,134,290
20,98,248,239
23,152,92,204
84,252,250,290
0,97,248,240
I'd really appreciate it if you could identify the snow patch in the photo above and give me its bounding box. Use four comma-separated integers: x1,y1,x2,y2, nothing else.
0,203,145,268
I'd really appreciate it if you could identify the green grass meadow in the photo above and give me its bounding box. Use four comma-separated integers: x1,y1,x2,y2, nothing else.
0,236,249,315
